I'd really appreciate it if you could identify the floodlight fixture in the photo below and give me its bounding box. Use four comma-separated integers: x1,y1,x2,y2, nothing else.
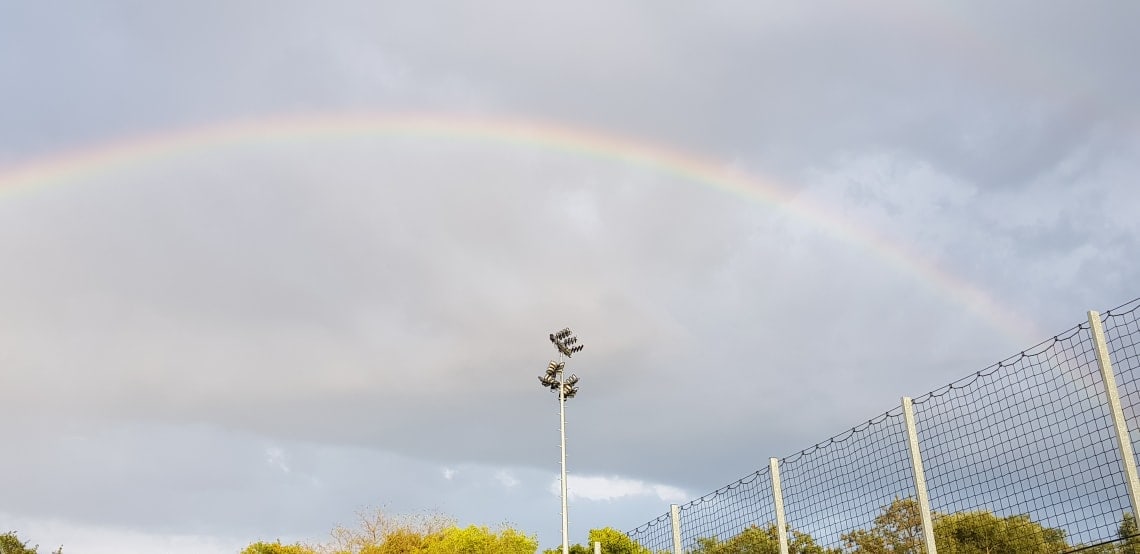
537,327,585,554
550,328,585,359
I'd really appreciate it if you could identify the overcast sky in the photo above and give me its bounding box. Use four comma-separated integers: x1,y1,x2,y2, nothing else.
1,2,1139,552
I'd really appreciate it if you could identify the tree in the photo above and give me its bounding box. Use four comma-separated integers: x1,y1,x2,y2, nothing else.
248,507,541,554
587,527,661,554
842,498,1070,554
0,531,59,554
424,524,538,554
841,497,924,553
240,540,318,554
1121,513,1140,554
934,510,1066,553
357,528,435,554
323,508,453,553
692,524,838,554
544,527,664,554
0,532,39,554
541,545,592,554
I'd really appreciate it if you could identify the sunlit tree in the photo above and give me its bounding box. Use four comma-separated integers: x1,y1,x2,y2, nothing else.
240,540,317,554
841,498,1069,554
692,523,839,554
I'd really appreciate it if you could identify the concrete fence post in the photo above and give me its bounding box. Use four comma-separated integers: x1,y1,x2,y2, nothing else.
1089,310,1140,519
902,396,938,554
770,457,790,554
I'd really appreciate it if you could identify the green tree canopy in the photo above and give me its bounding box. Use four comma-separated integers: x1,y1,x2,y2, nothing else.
692,523,839,554
1120,512,1140,554
0,532,39,554
934,510,1067,554
239,540,317,554
239,508,538,554
424,524,537,554
841,497,924,553
544,526,666,554
0,531,60,554
841,498,1070,554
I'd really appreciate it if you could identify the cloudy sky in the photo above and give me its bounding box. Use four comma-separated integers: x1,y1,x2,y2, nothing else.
1,2,1138,552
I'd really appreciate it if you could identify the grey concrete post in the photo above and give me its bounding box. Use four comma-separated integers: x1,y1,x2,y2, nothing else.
1089,310,1140,519
770,457,789,554
902,396,938,554
670,504,683,554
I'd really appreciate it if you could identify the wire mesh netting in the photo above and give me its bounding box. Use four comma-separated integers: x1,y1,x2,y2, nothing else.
626,299,1140,553
1102,298,1140,473
627,510,673,553
911,323,1131,550
675,466,776,551
778,409,916,550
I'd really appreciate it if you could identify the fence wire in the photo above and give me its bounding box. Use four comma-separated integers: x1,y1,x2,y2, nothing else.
912,323,1130,549
627,509,673,553
676,467,776,551
627,297,1140,553
778,409,915,550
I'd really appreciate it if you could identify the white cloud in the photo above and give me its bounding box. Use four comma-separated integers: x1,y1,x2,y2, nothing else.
442,467,456,481
494,470,520,488
550,474,688,503
265,446,290,473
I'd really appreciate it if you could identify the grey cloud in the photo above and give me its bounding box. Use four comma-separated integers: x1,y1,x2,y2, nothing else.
0,137,1023,486
2,1,1139,550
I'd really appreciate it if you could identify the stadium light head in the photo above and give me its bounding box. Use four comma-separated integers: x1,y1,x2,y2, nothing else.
550,328,584,358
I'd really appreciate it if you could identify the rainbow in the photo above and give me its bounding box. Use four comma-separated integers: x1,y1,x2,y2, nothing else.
0,112,1041,342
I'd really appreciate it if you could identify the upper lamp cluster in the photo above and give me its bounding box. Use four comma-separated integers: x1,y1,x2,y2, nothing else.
539,328,584,399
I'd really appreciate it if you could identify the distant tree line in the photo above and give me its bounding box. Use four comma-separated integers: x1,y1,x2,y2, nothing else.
237,499,1140,553
686,498,1140,554
239,508,537,553
7,498,1140,553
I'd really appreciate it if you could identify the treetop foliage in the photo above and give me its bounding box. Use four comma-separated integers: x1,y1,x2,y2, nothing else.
0,531,62,554
239,508,537,554
544,526,670,554
692,523,839,554
7,497,1125,554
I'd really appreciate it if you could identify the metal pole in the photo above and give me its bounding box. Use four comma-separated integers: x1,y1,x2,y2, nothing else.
902,397,938,554
670,504,683,554
560,353,570,554
770,458,789,554
1089,310,1140,519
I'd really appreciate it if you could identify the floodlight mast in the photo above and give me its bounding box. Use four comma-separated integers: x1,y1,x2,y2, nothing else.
539,328,583,554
